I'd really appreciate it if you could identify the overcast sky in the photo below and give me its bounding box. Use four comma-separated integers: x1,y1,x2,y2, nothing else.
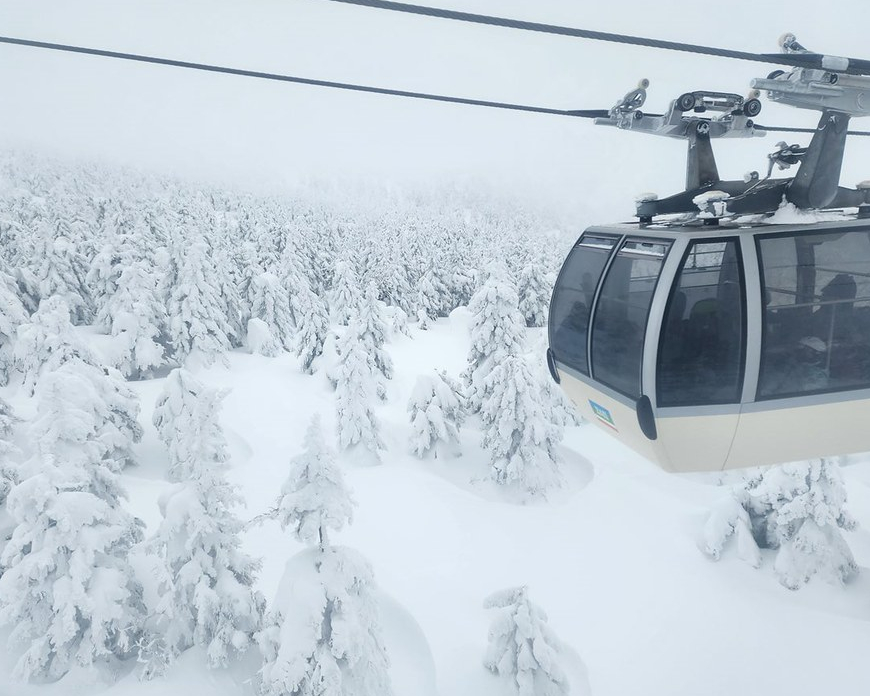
0,0,868,220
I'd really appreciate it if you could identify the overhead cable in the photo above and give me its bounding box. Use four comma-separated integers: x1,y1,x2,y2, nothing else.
0,34,868,136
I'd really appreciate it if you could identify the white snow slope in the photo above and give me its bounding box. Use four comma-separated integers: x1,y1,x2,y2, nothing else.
3,310,869,696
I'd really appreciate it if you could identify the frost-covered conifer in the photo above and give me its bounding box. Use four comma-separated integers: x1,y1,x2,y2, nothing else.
257,421,389,696
358,281,393,382
150,371,264,667
258,547,392,696
517,261,553,328
14,296,93,393
328,259,360,326
481,355,564,497
275,415,355,550
167,236,234,365
408,371,466,458
98,260,166,379
0,272,28,385
703,459,857,589
483,586,570,696
293,282,329,374
152,368,228,482
246,317,281,357
334,323,385,456
0,364,146,680
34,230,93,324
0,397,19,507
416,267,450,322
464,263,526,414
250,271,294,351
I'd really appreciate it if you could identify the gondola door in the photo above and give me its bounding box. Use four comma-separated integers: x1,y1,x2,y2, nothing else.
650,237,748,472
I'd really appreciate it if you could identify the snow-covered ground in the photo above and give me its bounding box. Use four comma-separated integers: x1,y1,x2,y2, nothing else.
4,310,868,696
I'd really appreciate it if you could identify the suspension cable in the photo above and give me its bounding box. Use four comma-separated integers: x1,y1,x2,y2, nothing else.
323,0,783,66
0,34,868,136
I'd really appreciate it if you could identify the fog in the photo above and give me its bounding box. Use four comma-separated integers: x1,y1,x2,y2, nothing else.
0,0,868,220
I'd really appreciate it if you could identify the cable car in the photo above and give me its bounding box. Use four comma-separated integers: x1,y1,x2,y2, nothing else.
547,39,870,472
548,219,870,472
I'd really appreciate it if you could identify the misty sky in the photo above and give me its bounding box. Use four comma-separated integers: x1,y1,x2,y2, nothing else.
0,0,869,220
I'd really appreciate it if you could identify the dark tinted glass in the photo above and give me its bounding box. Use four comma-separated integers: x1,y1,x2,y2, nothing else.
591,239,670,398
758,227,870,398
549,234,618,375
657,240,745,406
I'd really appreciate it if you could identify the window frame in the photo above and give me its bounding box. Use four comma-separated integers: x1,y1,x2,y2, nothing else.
655,236,748,408
589,235,673,400
755,226,870,401
548,231,621,376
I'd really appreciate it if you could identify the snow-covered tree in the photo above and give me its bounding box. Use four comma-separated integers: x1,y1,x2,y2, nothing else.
334,323,385,457
293,282,329,374
416,267,450,322
0,397,18,507
516,261,553,328
152,368,228,482
246,317,281,357
703,459,857,589
167,236,234,365
250,271,294,351
14,295,90,393
0,363,146,680
481,355,564,498
150,370,264,667
98,259,167,379
408,371,466,458
358,281,393,383
257,420,389,696
483,586,570,696
464,263,526,414
34,230,93,325
0,272,28,385
328,259,360,326
258,547,392,696
274,415,355,550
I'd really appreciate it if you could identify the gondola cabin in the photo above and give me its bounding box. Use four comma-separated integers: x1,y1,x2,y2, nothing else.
547,219,870,472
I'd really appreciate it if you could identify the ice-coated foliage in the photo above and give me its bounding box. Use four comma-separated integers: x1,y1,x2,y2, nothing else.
0,397,19,507
275,415,355,550
358,281,393,382
14,295,92,393
293,282,329,374
151,477,265,668
153,368,229,482
408,371,466,458
483,586,570,696
0,271,28,385
0,364,145,681
703,459,857,589
247,317,281,357
250,271,294,351
334,323,385,457
167,235,234,365
464,263,526,414
258,547,392,696
98,259,167,378
416,266,450,321
517,260,553,328
150,371,264,667
34,230,93,325
481,354,564,497
328,259,360,327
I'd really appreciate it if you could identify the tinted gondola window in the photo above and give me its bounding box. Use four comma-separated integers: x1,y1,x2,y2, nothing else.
549,234,618,375
758,227,870,399
657,240,745,406
591,239,670,398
